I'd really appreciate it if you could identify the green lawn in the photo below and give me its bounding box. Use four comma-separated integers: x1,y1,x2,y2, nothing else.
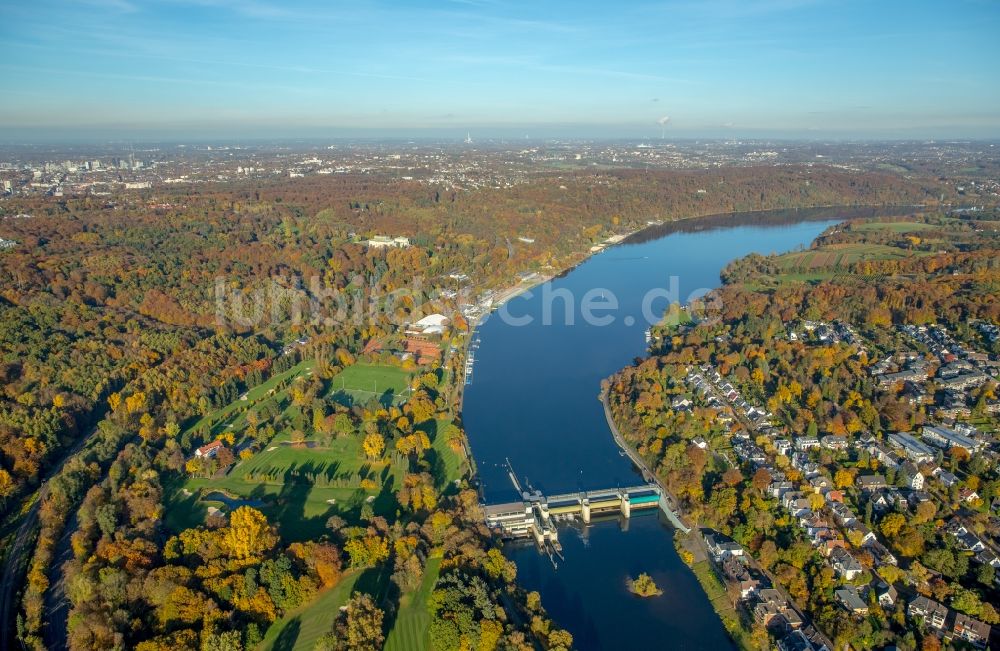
260,564,394,651
328,363,413,407
776,243,913,271
852,221,936,232
166,416,465,538
185,359,315,439
384,555,443,651
165,359,467,539
423,419,465,490
259,569,362,651
166,424,463,541
167,436,405,539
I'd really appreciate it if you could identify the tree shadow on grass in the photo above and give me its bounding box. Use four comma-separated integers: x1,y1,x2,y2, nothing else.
273,467,315,542
424,447,448,492
355,563,399,641
271,616,301,651
415,419,453,492
162,477,207,532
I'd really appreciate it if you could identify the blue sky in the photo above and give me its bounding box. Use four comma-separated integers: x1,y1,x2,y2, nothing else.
2,0,999,139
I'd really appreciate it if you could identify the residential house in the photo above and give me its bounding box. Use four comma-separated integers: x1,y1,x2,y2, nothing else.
829,502,857,526
830,547,863,580
922,424,982,454
777,630,814,651
195,440,224,458
959,487,981,504
770,481,795,499
821,435,849,451
825,490,845,504
935,469,959,487
900,462,924,490
835,586,869,615
796,437,820,451
953,613,991,648
818,538,848,557
366,234,411,248
874,581,897,607
809,476,832,494
857,474,888,492
976,549,1000,569
865,539,898,567
846,523,877,546
753,589,789,626
908,596,948,630
802,514,832,540
787,497,813,518
671,396,692,411
869,491,894,513
739,579,761,600
954,531,986,553
706,533,744,560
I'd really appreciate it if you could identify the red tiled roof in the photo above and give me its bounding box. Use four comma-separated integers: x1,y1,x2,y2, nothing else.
197,440,224,455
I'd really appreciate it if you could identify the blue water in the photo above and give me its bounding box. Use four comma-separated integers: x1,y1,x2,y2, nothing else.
462,206,909,650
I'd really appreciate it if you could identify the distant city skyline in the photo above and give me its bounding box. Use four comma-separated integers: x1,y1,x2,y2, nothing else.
2,0,999,140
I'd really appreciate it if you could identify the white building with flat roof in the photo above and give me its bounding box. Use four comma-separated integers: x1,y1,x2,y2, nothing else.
888,432,936,463
922,425,981,453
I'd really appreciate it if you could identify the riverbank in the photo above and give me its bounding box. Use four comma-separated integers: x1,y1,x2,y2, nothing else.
686,553,763,651
605,386,766,651
460,212,878,650
471,202,920,330
457,203,920,416
599,387,690,532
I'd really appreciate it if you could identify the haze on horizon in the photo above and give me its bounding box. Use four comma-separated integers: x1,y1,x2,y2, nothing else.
2,0,999,142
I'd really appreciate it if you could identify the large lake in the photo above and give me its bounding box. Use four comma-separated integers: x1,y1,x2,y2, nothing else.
462,206,912,650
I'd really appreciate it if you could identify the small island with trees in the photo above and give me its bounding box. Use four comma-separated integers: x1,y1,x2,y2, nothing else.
627,573,663,598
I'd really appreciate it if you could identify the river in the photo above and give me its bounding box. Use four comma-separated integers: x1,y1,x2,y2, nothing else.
461,206,912,650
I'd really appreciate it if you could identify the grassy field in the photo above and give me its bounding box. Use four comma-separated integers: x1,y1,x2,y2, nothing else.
164,420,465,541
259,565,392,651
383,555,443,651
259,570,363,651
168,435,406,539
166,353,466,535
167,361,416,538
185,359,315,439
328,363,413,407
852,221,936,233
167,417,464,538
775,243,913,271
425,419,464,490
